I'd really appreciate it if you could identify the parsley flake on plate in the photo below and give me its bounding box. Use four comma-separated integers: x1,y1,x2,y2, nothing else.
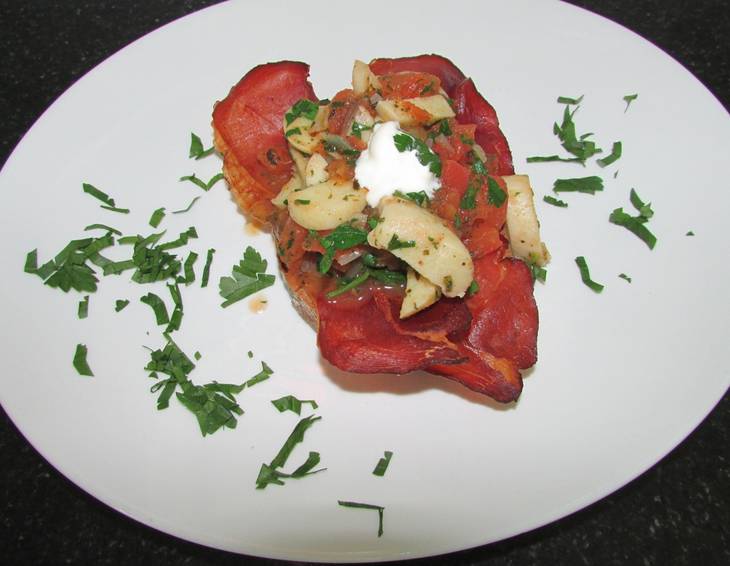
219,246,276,308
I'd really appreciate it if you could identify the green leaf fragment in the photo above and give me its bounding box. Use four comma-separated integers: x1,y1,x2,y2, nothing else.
526,155,583,163
140,292,170,325
189,132,215,159
114,299,130,312
387,234,416,250
285,99,319,125
337,501,385,537
78,295,89,319
201,248,215,287
256,415,325,489
372,451,393,477
596,141,622,167
219,246,276,307
575,256,604,292
172,196,201,214
179,173,224,191
487,176,507,207
271,395,319,415
618,273,632,283
245,361,274,387
543,195,568,207
623,93,638,112
393,131,442,176
557,95,584,105
609,208,657,249
553,176,604,194
84,223,122,236
73,344,93,376
148,207,166,228
318,224,369,274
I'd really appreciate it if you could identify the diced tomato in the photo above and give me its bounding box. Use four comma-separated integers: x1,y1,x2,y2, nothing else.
377,72,442,99
370,55,467,96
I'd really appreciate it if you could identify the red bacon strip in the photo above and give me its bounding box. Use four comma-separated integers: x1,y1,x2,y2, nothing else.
370,54,466,96
317,291,469,374
212,61,317,224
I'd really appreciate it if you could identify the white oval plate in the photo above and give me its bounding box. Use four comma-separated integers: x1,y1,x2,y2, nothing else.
1,0,728,562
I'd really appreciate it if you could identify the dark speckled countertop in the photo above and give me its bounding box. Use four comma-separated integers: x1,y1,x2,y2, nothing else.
1,1,728,564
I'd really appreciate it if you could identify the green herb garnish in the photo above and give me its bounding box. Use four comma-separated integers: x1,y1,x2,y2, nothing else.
218,246,276,307
285,99,319,125
82,182,128,211
459,184,478,210
553,105,602,162
526,155,583,163
596,141,622,167
528,262,547,283
285,127,302,137
78,295,89,319
245,361,274,387
271,395,319,415
609,208,657,249
553,176,604,194
114,299,129,312
201,248,215,288
318,224,369,274
73,344,93,376
140,292,170,325
467,280,479,296
337,501,385,537
387,234,416,250
557,95,584,105
372,451,393,477
189,132,215,159
180,251,198,285
179,172,224,191
629,188,654,219
294,199,310,205
393,131,442,176
618,273,632,283
148,207,166,228
623,93,638,112
686,230,695,236
575,256,604,292
256,415,325,489
393,190,430,207
543,195,568,207
351,122,373,139
172,196,201,214
84,223,122,236
326,271,370,298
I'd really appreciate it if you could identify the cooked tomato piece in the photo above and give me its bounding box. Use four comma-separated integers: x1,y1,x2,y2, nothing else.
377,72,442,99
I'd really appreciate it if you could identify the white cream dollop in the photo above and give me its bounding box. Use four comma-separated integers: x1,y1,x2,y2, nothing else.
354,121,441,208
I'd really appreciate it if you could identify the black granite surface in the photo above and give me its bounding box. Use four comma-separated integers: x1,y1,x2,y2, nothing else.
1,1,728,564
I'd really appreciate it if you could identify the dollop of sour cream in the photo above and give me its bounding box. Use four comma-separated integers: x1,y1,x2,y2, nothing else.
355,121,441,208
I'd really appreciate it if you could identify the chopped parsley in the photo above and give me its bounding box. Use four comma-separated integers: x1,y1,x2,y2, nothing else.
77,295,89,319
487,177,507,207
596,141,622,168
293,199,310,205
326,271,370,298
318,224,369,274
245,361,274,387
114,299,129,312
552,105,602,163
148,207,166,228
575,256,604,292
284,99,318,125
372,451,393,477
393,190,430,207
179,172,224,191
528,262,547,283
387,234,416,250
609,188,657,249
140,292,170,325
82,183,128,213
543,195,568,207
172,196,201,214
84,223,121,236
188,132,215,159
623,93,638,112
393,131,442,176
686,230,695,236
271,395,319,415
285,127,302,137
459,183,479,210
218,246,276,307
256,415,325,489
467,280,480,296
618,273,632,283
73,344,93,376
201,248,215,288
180,251,198,285
351,122,373,139
337,501,385,537
557,95,584,105
553,176,604,194
526,155,583,163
